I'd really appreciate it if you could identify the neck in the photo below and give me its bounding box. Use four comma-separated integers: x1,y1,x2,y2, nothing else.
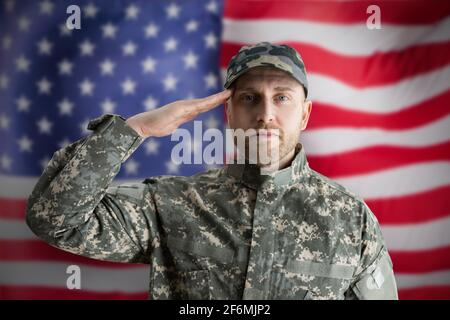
260,147,297,173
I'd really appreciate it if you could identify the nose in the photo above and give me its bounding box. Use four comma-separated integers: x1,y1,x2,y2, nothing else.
255,98,274,124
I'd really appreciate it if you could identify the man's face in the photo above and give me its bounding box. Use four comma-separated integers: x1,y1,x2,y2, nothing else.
225,66,312,168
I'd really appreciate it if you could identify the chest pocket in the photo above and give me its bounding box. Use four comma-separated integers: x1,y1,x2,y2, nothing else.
272,260,356,300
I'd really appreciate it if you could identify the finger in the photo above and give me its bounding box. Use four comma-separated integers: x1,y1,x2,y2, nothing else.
192,89,232,112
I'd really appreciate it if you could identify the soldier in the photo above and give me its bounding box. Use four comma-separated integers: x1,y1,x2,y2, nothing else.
26,42,398,300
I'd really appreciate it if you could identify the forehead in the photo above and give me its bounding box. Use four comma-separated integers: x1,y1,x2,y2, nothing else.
234,66,300,89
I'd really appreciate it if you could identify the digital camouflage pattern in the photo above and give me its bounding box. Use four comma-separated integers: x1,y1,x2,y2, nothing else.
26,114,398,300
224,42,309,97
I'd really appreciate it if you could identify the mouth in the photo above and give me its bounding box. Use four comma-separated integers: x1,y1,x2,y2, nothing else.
249,130,280,140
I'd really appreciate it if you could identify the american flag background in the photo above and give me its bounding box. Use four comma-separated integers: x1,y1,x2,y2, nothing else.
0,0,449,300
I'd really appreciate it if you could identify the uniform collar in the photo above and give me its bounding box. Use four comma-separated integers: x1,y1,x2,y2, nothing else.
225,143,309,189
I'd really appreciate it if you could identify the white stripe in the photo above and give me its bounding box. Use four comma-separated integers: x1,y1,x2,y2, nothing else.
396,270,450,289
382,216,450,251
0,219,37,240
3,214,450,251
222,17,450,56
0,261,448,292
0,176,142,198
308,66,450,113
0,261,148,292
335,161,450,199
220,65,450,113
302,114,450,155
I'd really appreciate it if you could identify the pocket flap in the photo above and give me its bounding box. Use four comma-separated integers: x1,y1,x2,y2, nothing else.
167,235,236,264
286,260,356,279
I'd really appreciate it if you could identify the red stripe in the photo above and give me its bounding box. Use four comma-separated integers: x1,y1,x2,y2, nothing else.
366,186,450,225
398,286,450,300
308,142,450,178
0,240,148,269
0,285,147,300
391,245,450,274
224,0,450,24
0,198,27,220
221,42,450,88
307,91,450,130
3,184,450,225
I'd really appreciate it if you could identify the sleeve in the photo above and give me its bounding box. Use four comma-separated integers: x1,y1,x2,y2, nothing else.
26,114,159,264
345,203,399,300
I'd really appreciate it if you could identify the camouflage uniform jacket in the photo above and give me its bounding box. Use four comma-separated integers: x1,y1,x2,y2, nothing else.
26,114,398,300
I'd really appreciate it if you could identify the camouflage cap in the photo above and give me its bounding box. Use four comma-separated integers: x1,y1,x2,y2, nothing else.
224,42,309,97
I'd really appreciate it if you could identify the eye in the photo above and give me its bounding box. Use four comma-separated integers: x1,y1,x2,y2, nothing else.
276,95,290,102
242,94,256,102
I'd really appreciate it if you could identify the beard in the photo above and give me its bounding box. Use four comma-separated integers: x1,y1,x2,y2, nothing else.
233,124,300,170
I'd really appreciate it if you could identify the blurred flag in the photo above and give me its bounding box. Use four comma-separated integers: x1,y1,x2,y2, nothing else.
1,0,450,299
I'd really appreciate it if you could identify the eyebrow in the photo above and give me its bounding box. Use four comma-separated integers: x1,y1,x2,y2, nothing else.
235,86,295,93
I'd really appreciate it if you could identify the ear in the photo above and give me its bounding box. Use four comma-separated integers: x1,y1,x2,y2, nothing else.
300,100,312,131
225,99,231,123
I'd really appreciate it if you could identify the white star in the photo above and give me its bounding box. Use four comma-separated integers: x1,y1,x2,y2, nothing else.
204,32,218,49
99,58,115,75
58,59,73,75
166,3,181,19
58,138,71,149
80,119,90,135
39,0,54,15
125,4,140,20
144,23,159,38
15,55,31,72
59,23,72,37
58,98,74,115
4,0,15,12
36,77,52,95
37,38,53,55
183,51,198,69
101,98,116,113
142,56,157,73
166,161,180,174
1,154,12,170
18,16,31,32
0,74,9,90
2,36,12,50
163,74,178,91
205,0,218,13
40,156,50,171
145,139,160,155
0,114,10,130
16,95,31,112
204,72,218,88
164,37,178,52
121,77,137,95
84,2,99,18
37,116,53,134
79,39,95,56
185,20,199,33
102,22,118,39
124,159,139,175
17,135,33,152
205,115,219,129
79,78,95,96
122,41,138,56
143,96,158,110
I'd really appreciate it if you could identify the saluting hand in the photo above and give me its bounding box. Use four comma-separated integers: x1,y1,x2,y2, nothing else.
125,89,232,138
